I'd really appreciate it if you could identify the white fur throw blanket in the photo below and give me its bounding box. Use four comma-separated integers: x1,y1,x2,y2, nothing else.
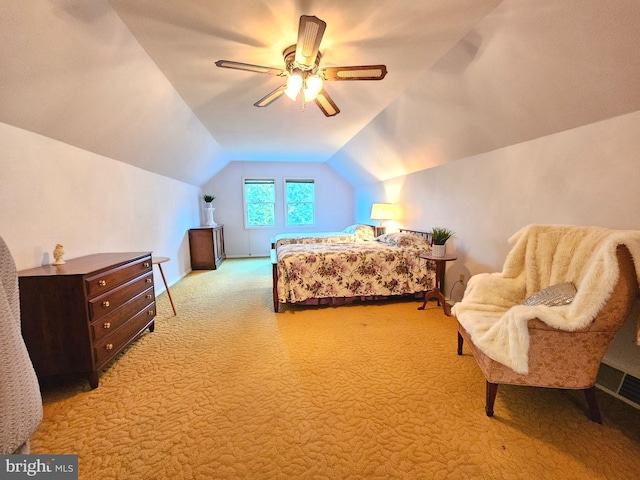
452,224,640,374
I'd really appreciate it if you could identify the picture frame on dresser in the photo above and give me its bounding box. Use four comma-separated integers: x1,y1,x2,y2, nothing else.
18,252,156,389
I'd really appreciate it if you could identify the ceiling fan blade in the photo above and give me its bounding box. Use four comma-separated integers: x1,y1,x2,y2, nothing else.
215,60,286,77
320,65,388,81
254,84,287,108
295,15,326,70
314,88,340,117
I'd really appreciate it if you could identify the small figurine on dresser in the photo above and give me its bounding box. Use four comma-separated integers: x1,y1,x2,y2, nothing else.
52,244,65,265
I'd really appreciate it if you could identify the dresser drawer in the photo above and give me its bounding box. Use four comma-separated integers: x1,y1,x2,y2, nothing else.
88,273,154,321
90,287,155,342
85,256,152,298
93,306,155,366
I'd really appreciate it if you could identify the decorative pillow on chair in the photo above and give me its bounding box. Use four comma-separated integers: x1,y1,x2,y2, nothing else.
521,282,577,306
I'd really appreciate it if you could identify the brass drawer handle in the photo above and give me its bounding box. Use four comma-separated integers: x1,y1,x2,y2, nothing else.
98,280,107,287
105,343,113,350
148,310,155,316
146,278,152,284
144,262,150,268
146,294,153,299
103,322,111,329
102,301,110,308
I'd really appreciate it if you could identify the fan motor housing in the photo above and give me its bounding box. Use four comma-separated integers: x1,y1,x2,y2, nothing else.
283,44,321,73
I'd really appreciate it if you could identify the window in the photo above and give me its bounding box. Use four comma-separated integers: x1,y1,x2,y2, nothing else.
285,179,315,226
243,178,276,228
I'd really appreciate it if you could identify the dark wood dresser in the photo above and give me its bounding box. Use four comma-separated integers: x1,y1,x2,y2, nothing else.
18,252,156,389
188,226,225,269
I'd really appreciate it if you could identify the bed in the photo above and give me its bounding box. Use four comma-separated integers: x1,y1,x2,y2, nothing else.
271,229,436,312
271,224,377,249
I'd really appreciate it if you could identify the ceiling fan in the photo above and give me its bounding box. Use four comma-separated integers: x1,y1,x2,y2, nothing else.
215,15,388,117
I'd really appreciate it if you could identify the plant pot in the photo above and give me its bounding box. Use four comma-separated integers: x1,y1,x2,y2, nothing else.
204,204,217,227
432,244,446,258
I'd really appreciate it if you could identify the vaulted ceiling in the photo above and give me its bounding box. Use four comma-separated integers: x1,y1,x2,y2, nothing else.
2,0,640,187
106,0,502,164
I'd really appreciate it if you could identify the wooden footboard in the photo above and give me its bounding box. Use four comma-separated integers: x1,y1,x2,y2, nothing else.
271,249,280,313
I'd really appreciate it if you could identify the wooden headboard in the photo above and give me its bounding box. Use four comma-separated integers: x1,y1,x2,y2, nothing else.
399,229,433,245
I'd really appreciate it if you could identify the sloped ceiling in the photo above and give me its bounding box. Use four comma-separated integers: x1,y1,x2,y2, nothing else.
328,0,640,185
2,0,640,187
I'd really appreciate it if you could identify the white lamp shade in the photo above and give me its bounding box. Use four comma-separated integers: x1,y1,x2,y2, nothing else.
370,203,395,221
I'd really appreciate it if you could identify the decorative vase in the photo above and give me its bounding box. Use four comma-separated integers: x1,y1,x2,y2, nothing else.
432,244,446,258
204,204,217,227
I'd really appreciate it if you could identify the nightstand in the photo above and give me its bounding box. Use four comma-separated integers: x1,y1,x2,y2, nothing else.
188,225,225,270
418,253,457,315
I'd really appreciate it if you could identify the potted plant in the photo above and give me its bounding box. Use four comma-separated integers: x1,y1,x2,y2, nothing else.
203,194,215,204
431,227,454,257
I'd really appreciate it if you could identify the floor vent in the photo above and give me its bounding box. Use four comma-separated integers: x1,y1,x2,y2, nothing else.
619,373,640,405
596,363,640,409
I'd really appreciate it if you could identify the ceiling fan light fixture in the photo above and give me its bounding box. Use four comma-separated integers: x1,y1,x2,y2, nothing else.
285,73,303,100
215,15,387,117
303,75,323,101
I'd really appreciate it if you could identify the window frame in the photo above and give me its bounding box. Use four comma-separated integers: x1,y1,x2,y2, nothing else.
284,178,316,227
242,177,277,229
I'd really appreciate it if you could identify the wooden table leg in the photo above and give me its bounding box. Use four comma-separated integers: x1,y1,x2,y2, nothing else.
418,288,446,310
157,263,177,316
418,256,454,316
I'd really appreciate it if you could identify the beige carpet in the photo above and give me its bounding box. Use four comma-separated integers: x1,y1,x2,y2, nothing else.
32,258,640,479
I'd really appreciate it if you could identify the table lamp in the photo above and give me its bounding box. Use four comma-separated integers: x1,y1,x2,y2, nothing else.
370,203,394,235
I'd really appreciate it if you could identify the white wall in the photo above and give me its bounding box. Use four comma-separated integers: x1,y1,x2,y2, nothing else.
201,161,354,257
0,122,201,291
356,111,640,297
354,111,640,375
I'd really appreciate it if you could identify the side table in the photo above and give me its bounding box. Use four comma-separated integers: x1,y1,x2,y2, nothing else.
418,253,457,316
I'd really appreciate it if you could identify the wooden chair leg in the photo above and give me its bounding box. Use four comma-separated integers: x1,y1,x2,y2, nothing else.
584,386,602,424
457,332,464,355
485,381,498,417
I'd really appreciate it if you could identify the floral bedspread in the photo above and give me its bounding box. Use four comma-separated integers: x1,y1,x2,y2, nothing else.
276,239,435,304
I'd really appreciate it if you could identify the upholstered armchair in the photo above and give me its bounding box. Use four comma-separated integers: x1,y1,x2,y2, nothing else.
453,225,640,423
0,236,43,453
